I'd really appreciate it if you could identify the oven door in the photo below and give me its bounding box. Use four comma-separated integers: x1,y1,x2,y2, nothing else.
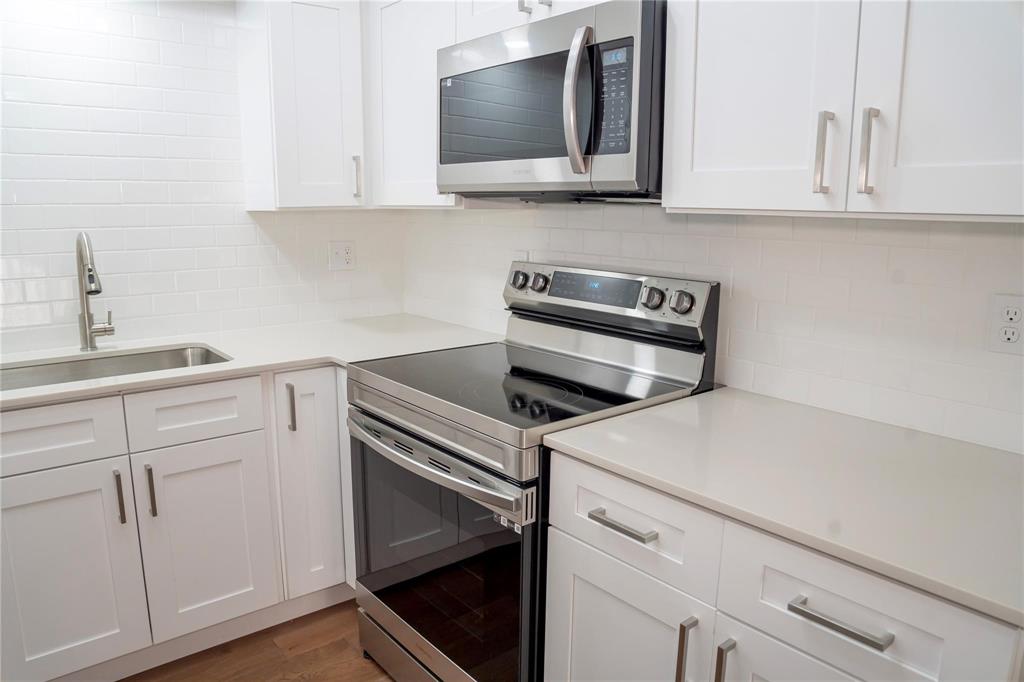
348,408,539,682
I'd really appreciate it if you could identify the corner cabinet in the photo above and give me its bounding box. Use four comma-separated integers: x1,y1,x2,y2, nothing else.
274,367,347,599
1,456,151,682
237,0,365,209
361,0,458,207
663,0,1023,218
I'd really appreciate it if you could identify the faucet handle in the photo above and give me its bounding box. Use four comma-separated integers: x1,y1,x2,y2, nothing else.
106,310,113,326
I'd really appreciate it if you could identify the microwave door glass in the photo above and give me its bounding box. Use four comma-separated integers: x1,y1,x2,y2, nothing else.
439,50,593,165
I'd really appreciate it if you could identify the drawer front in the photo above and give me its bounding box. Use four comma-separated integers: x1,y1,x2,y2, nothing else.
719,522,1020,682
124,377,264,452
0,396,127,476
550,452,724,605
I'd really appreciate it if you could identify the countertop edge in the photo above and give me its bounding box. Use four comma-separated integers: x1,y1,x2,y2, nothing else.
546,439,1024,629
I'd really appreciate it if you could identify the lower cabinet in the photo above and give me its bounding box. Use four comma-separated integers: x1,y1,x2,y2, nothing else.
544,527,715,682
711,613,855,682
274,367,346,598
1,456,151,681
131,431,279,643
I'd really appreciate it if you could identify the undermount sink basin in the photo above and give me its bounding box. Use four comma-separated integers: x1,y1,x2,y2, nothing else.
0,345,231,391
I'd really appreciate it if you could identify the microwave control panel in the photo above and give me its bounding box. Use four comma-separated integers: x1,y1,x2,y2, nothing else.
594,39,634,155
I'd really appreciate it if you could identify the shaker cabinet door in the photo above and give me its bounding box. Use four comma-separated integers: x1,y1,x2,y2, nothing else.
663,0,860,211
456,0,529,41
132,432,279,643
847,0,1023,216
275,367,346,599
1,456,151,681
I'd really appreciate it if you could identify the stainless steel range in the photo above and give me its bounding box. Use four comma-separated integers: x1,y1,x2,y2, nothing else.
346,261,720,682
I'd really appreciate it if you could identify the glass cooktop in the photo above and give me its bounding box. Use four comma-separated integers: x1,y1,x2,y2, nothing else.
351,342,688,432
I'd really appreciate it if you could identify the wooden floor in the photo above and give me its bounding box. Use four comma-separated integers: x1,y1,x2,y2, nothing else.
125,602,391,682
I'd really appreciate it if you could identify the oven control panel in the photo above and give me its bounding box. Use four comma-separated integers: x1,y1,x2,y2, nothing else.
503,261,717,330
594,39,634,156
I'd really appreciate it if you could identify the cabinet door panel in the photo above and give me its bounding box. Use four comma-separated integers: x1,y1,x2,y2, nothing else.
268,0,363,207
1,456,150,681
847,0,1023,215
456,0,528,41
364,0,458,206
275,367,345,599
544,528,714,682
664,0,859,211
133,431,279,642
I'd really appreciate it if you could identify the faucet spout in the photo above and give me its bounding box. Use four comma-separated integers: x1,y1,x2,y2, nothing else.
76,232,115,351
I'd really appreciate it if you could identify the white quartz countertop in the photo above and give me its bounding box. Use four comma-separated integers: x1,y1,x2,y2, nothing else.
0,314,500,411
544,387,1024,627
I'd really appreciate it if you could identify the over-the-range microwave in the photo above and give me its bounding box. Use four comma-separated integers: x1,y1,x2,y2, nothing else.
436,0,666,203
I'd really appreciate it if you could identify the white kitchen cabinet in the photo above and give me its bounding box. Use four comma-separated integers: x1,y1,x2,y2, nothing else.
663,0,860,212
336,367,357,588
1,456,151,681
362,0,458,207
711,613,856,682
131,431,279,643
846,0,1023,216
455,0,530,41
544,527,715,682
274,367,346,599
237,0,364,209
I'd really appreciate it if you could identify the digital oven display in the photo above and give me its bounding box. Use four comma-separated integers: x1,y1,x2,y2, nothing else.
547,271,642,308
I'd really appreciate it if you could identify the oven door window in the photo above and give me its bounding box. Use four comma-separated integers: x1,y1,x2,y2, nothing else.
439,50,592,165
353,438,525,682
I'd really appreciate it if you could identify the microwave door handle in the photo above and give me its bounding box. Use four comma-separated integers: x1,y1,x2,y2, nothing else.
348,417,520,516
563,25,593,174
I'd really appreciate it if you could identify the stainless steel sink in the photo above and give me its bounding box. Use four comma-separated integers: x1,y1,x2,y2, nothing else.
0,345,231,391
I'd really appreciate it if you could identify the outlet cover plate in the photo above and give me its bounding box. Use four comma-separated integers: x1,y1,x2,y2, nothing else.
990,293,1024,355
328,241,356,271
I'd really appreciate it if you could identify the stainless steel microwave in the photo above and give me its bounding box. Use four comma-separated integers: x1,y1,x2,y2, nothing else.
436,1,666,202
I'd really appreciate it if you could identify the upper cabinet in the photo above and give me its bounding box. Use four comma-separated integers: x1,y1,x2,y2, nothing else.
237,1,365,209
362,0,458,207
456,0,531,41
664,0,1024,218
663,0,860,212
847,0,1023,216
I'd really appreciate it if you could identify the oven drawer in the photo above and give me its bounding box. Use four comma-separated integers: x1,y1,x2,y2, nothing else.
549,452,723,605
718,522,1020,682
124,377,263,452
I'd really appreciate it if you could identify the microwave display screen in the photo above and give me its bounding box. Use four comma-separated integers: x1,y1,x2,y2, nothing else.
602,48,628,67
548,271,642,308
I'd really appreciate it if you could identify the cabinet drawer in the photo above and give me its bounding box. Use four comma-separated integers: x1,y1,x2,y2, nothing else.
550,452,724,605
0,396,127,476
718,522,1020,682
124,377,263,452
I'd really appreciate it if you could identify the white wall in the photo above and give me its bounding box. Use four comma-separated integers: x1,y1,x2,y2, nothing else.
404,206,1024,454
1,0,1022,454
0,0,406,354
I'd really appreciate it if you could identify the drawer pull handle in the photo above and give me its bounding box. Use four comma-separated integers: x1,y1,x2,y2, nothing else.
674,616,698,682
145,464,158,517
587,507,658,544
286,383,297,432
787,595,895,652
712,638,735,682
113,468,127,525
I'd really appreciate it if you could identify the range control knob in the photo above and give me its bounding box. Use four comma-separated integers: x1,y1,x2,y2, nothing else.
669,290,695,315
509,270,529,290
640,286,665,310
530,273,549,292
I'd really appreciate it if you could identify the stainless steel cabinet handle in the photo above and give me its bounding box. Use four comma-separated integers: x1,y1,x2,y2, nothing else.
286,382,297,431
517,0,531,13
562,25,593,174
113,468,127,525
812,110,835,194
857,107,880,194
788,595,895,651
713,638,736,682
587,507,658,544
144,464,158,517
674,616,698,682
352,155,362,198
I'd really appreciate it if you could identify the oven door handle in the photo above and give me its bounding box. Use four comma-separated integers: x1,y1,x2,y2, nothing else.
348,418,521,516
562,24,593,174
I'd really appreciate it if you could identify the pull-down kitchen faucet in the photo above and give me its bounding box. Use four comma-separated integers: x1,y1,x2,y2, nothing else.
75,231,115,350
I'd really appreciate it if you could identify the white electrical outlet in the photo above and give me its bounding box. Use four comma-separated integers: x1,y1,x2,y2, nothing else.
328,241,356,271
990,294,1024,355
